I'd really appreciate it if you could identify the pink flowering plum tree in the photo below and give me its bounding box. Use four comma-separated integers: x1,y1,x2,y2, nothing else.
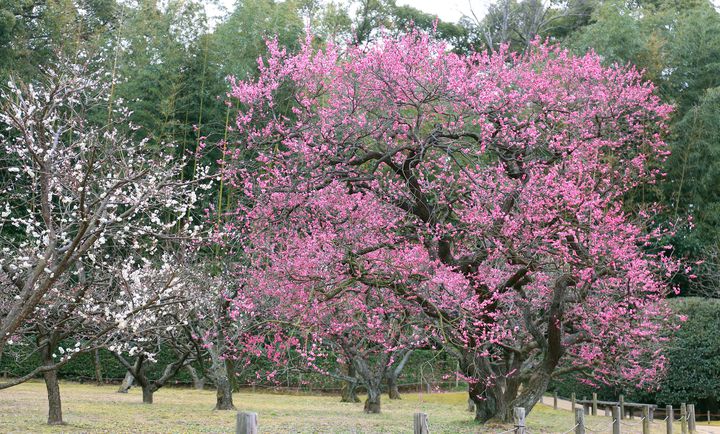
236,233,428,413
225,31,679,422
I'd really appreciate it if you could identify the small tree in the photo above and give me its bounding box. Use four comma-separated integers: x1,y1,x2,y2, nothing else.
225,31,679,422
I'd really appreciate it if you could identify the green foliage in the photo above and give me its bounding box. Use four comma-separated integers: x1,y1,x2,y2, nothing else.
552,297,720,412
0,345,195,383
655,297,720,411
565,0,720,294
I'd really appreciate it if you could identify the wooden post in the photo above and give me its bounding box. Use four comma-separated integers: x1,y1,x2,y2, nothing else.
612,406,621,434
554,392,558,410
687,404,696,433
649,406,654,422
514,407,526,434
571,392,576,412
642,405,650,434
575,408,586,434
708,410,711,424
667,405,674,434
619,395,625,420
605,407,610,417
681,403,688,434
236,412,258,434
592,393,598,416
413,412,429,434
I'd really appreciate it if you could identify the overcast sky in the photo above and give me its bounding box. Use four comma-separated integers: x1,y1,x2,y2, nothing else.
395,0,491,22
209,0,492,25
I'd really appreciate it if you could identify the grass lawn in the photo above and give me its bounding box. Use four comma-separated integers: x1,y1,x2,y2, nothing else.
0,381,714,433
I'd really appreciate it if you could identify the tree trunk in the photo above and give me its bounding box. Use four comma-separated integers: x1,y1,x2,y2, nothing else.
141,384,154,404
387,374,401,400
363,386,382,414
93,349,103,386
209,350,235,410
340,364,360,403
469,373,548,422
386,350,411,400
214,376,235,410
40,347,63,425
118,371,134,393
187,365,205,390
469,380,510,422
341,379,360,403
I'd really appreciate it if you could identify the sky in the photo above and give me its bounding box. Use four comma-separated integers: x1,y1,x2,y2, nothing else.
395,0,491,23
209,0,493,25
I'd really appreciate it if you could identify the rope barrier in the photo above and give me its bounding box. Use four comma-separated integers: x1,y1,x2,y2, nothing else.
585,418,616,432
494,428,516,434
558,423,580,434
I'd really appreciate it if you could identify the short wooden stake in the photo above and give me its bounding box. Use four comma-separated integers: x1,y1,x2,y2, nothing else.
619,395,625,420
681,403,688,434
708,410,711,424
605,407,610,417
592,393,598,416
571,392,576,412
514,407,526,434
414,412,429,434
236,412,258,434
612,406,621,434
687,404,696,433
642,405,650,434
554,392,558,410
575,408,586,434
667,405,674,434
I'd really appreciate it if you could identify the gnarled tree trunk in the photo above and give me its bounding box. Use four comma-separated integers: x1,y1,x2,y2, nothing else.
364,385,382,414
340,364,360,403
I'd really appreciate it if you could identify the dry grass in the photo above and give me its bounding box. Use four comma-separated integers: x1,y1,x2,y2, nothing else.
1,381,715,433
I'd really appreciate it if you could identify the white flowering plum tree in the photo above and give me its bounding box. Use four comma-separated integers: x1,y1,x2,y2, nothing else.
0,57,209,424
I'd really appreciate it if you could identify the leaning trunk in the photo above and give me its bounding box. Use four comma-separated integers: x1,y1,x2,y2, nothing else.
187,365,205,390
118,371,134,393
141,384,154,404
340,364,360,403
363,385,382,414
40,348,63,425
387,374,401,400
